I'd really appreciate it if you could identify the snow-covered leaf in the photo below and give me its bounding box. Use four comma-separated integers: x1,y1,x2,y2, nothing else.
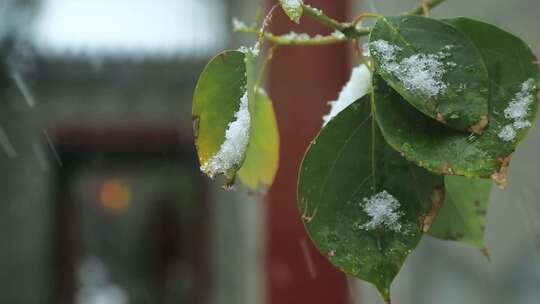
374,18,539,186
279,0,303,24
193,50,248,186
298,96,444,301
369,16,490,133
429,176,492,252
446,17,540,146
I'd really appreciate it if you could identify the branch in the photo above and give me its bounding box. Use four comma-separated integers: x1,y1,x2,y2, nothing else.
235,25,369,46
303,0,448,37
234,0,448,46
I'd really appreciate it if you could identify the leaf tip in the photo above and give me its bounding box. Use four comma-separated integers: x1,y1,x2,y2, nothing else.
248,183,272,196
481,247,491,261
490,155,512,189
222,173,237,191
376,284,391,303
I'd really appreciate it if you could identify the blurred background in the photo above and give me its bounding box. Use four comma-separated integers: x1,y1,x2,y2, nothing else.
0,0,539,304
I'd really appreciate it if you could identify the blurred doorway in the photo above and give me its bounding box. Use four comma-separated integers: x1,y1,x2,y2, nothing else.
51,127,210,304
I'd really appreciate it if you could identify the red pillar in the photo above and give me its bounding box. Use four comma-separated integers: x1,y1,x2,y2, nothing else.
266,1,351,303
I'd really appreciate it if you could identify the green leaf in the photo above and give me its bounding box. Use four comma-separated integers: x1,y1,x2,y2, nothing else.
298,96,444,300
238,88,280,191
429,176,492,251
279,0,303,24
374,18,539,186
445,17,540,145
369,15,490,133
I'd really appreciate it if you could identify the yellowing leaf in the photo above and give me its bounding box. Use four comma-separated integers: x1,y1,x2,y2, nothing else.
238,88,280,191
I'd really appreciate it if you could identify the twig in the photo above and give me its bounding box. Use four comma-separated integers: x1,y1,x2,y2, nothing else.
235,26,356,46
255,45,278,88
409,0,447,15
302,4,351,32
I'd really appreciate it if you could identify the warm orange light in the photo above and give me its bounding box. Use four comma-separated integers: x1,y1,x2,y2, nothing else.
99,178,131,214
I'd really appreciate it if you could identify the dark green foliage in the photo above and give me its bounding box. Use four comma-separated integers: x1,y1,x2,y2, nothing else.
298,96,444,299
193,8,539,302
299,16,538,301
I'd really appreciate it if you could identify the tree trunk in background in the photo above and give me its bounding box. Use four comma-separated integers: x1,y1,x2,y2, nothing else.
266,0,351,303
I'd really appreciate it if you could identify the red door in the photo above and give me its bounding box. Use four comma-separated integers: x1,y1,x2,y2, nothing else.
266,1,352,303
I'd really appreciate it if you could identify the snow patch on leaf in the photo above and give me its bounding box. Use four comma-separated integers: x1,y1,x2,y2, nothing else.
201,91,251,178
498,78,536,142
369,40,401,67
370,39,453,98
322,64,372,126
395,53,449,97
360,190,403,232
498,125,517,142
281,0,303,11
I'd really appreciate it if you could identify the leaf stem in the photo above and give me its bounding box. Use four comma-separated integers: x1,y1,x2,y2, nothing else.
255,45,278,88
351,12,383,27
302,4,351,32
256,5,279,48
